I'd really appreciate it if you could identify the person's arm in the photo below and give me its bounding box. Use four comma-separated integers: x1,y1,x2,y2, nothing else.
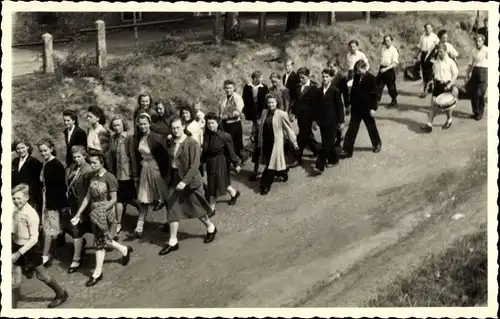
385,47,399,71
449,60,459,86
466,50,474,80
222,133,241,167
74,191,91,220
127,136,140,182
416,35,424,56
362,52,370,71
234,93,244,116
105,173,119,210
181,139,202,185
448,43,459,59
17,211,40,255
281,111,297,147
340,76,350,107
282,88,291,113
334,88,345,124
368,75,379,111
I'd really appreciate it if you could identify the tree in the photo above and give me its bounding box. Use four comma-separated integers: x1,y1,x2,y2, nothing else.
286,12,302,31
224,12,239,39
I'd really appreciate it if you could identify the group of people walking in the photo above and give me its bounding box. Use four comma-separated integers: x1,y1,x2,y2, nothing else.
10,23,488,309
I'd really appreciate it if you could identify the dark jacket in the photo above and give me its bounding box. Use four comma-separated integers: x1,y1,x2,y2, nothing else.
332,73,351,107
166,136,204,190
283,71,300,104
473,26,488,46
12,155,43,208
66,162,93,211
132,131,171,179
42,158,69,210
107,133,139,180
64,126,87,167
242,84,269,122
316,84,345,126
291,82,319,122
350,72,379,114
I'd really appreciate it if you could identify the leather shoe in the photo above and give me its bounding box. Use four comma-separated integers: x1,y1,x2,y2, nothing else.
159,243,179,256
122,246,133,266
67,261,81,274
152,200,166,211
373,144,382,153
203,227,218,244
228,191,240,206
85,274,103,287
442,121,452,130
420,125,432,133
47,290,68,308
339,150,352,159
208,209,216,218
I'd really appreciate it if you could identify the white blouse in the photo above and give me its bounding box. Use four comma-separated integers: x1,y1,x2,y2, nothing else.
87,124,107,151
346,50,370,71
468,46,488,68
433,56,459,83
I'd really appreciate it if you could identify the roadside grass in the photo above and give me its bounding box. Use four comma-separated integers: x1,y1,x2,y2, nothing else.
12,11,478,159
367,225,487,307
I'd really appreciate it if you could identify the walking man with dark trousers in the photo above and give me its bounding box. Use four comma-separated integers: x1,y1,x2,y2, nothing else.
377,35,399,107
465,34,488,121
283,59,300,112
341,60,382,158
313,68,345,175
290,67,320,165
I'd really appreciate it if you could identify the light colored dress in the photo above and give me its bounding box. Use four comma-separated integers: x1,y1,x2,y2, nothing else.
136,137,168,204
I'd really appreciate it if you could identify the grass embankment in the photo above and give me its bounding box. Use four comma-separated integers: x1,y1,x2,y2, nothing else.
12,11,477,156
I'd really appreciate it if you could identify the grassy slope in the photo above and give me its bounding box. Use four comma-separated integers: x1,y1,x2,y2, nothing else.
12,11,477,157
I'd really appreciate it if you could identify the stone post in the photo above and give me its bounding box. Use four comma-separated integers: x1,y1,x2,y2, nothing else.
42,33,54,74
213,12,222,45
365,11,371,24
95,20,107,68
258,12,267,40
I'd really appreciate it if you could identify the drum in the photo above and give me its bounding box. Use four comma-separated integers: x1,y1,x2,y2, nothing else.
347,79,353,88
434,92,457,110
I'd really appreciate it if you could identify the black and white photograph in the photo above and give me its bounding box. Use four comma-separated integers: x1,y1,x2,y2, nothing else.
1,1,498,318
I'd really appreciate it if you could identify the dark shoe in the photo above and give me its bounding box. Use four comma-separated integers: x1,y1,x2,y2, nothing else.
312,167,323,176
122,246,133,266
281,174,289,183
373,144,382,153
389,99,398,107
327,158,340,167
159,243,179,256
474,113,483,121
152,200,166,211
340,150,352,159
85,274,103,287
67,261,81,274
260,187,270,195
442,121,452,129
419,92,428,98
208,209,216,218
48,290,68,308
23,266,35,279
134,231,143,239
420,125,433,133
203,227,218,244
248,174,257,182
43,258,53,268
228,191,240,206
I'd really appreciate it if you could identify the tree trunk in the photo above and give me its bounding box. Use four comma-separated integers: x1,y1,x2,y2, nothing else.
213,12,222,45
224,12,239,39
286,12,302,31
258,12,267,39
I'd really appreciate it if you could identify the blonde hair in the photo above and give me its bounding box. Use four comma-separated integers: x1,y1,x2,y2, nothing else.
12,183,30,197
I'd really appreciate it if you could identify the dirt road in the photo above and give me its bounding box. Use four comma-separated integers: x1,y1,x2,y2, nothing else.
16,61,487,308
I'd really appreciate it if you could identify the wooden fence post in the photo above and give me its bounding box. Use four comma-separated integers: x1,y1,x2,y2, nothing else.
365,11,371,24
213,12,222,45
258,12,267,39
95,20,107,68
42,33,55,74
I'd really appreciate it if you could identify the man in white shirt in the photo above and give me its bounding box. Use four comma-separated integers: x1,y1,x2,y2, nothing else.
415,24,440,97
421,43,459,133
376,35,399,107
346,39,370,80
425,29,459,62
465,34,488,121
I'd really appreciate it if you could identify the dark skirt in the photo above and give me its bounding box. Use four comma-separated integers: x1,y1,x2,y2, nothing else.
221,120,243,158
63,200,92,239
432,80,455,97
117,179,137,203
206,154,231,198
12,242,43,268
166,169,212,222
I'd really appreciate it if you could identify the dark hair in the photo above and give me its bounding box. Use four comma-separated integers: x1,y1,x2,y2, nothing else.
205,112,219,123
321,68,335,77
437,29,447,39
251,71,263,80
348,39,359,47
265,93,279,107
87,105,106,125
136,113,152,125
62,109,79,126
179,105,196,124
436,42,448,52
223,79,236,87
384,34,394,42
88,149,106,166
269,72,281,80
169,116,183,127
12,138,33,155
137,93,153,107
285,59,294,65
475,34,486,42
36,138,57,156
109,115,130,132
354,59,368,71
296,67,310,77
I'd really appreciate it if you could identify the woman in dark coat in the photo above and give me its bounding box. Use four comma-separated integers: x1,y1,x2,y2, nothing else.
37,138,69,267
158,117,218,257
62,109,87,168
202,112,242,214
65,145,93,274
12,138,43,215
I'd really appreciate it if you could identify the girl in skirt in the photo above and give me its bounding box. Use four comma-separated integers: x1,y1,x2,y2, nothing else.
202,112,242,215
12,184,68,308
37,138,69,267
65,145,93,274
108,116,139,235
132,113,171,238
158,117,218,256
70,150,133,287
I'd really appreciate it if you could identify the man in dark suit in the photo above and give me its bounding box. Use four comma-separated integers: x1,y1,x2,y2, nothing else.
341,60,382,158
290,67,320,165
313,68,345,175
283,59,300,109
327,59,351,147
242,71,269,126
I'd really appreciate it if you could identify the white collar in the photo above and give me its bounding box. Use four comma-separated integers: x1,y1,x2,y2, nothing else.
302,80,311,87
249,83,263,89
97,170,106,177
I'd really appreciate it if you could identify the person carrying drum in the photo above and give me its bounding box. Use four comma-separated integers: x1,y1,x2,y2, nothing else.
421,43,459,133
415,24,440,98
465,34,488,121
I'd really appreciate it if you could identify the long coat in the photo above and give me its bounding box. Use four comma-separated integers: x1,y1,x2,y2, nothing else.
165,136,204,190
258,109,297,171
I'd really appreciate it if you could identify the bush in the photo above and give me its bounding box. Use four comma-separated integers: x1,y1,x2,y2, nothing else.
52,35,103,79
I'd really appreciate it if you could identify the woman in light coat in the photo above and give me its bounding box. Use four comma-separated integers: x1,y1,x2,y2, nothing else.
257,94,298,195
